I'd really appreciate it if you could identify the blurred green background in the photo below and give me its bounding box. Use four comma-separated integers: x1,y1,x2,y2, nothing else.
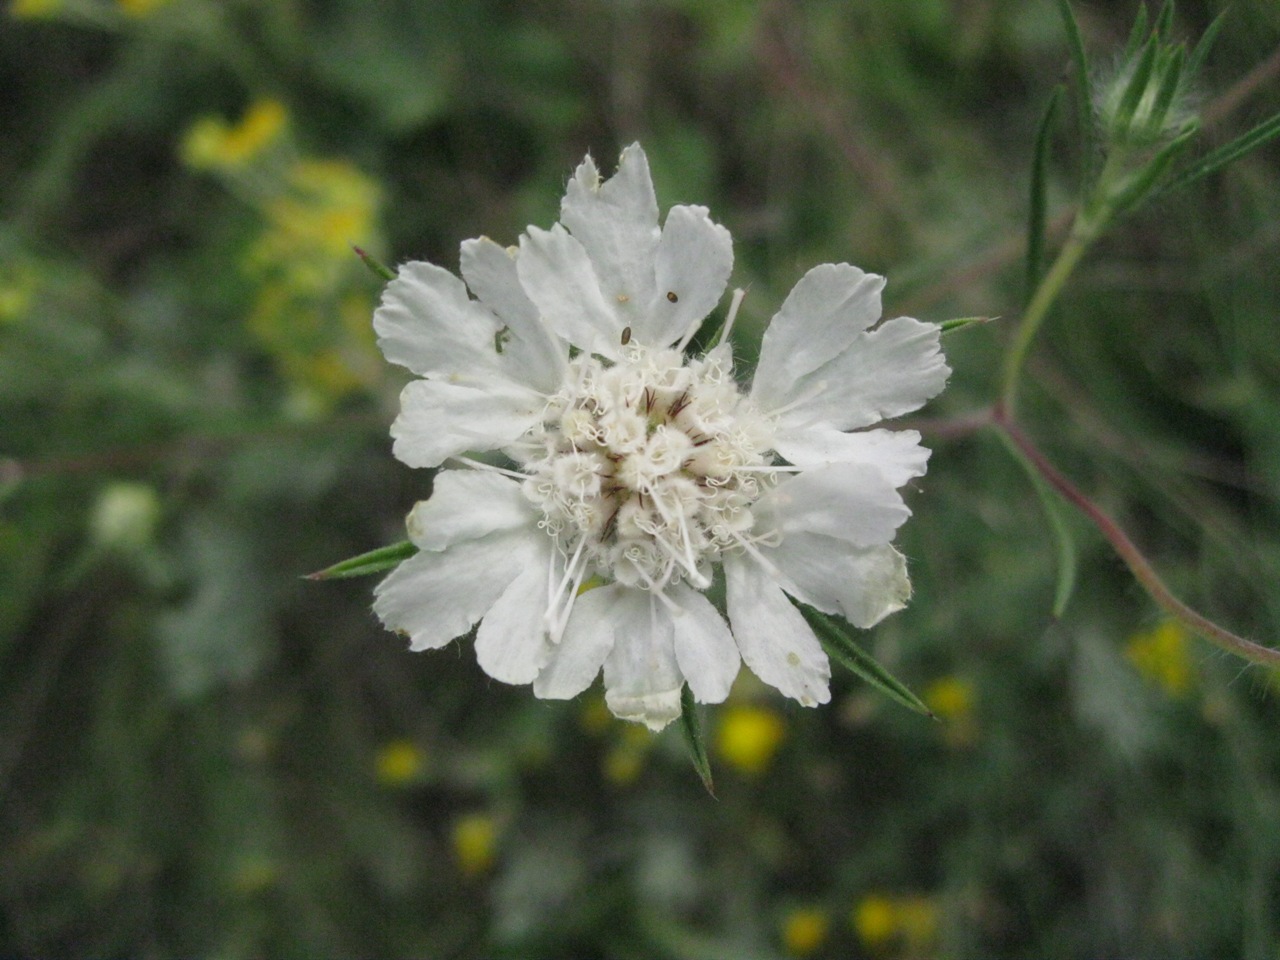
3,0,1280,956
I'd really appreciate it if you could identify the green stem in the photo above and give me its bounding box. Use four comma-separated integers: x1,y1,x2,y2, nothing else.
1000,229,1091,415
994,412,1280,668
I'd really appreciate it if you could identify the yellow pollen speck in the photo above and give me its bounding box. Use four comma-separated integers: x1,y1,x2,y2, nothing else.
616,293,630,303
787,652,800,666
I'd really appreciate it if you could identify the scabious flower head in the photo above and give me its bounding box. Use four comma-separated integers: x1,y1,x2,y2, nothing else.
372,144,949,730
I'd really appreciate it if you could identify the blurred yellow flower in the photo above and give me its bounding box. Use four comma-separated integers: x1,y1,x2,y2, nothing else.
923,675,977,747
852,893,939,955
715,703,785,775
181,100,289,172
90,482,161,553
0,262,39,323
8,0,62,18
853,894,897,949
116,0,169,15
603,724,652,785
1126,620,1195,698
259,159,379,269
375,739,424,786
578,694,614,736
781,906,829,957
451,813,497,877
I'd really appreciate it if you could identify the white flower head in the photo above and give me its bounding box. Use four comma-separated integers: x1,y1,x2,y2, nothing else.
372,144,949,731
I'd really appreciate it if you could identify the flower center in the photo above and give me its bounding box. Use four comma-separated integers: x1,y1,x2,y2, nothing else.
518,344,777,592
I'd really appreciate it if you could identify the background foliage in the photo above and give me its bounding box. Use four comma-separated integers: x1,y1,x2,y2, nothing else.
3,0,1280,956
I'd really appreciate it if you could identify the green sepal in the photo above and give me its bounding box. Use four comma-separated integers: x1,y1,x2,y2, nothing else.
352,245,396,282
795,603,934,718
1186,10,1226,77
1122,3,1150,62
1109,121,1198,217
305,540,418,580
939,316,996,335
1113,37,1159,141
678,685,716,797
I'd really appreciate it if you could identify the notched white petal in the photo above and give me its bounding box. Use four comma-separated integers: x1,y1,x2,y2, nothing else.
667,583,740,704
533,584,621,700
405,471,538,551
374,260,503,380
752,263,885,410
772,426,930,487
459,236,564,393
762,462,910,548
518,224,623,357
645,204,733,347
766,536,912,629
724,556,831,708
601,589,684,731
777,316,950,432
475,552,556,684
391,378,544,470
560,144,661,321
372,535,528,653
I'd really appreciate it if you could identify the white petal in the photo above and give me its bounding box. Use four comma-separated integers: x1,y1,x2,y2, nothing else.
765,535,911,629
391,377,544,469
772,426,930,486
459,237,565,393
475,546,557,684
602,588,683,731
724,555,830,707
667,583,740,704
533,584,622,699
559,144,660,326
517,225,623,357
761,462,909,548
373,534,529,652
405,471,538,551
642,204,733,347
751,264,885,411
776,316,950,432
373,260,503,380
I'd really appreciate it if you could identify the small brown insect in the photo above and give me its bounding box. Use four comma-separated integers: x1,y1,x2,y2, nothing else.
621,326,632,345
666,291,679,303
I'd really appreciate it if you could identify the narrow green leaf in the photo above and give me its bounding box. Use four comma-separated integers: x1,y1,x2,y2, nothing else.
795,603,934,718
1115,37,1159,137
1155,111,1280,198
305,540,418,580
940,316,997,335
1052,0,1093,185
1028,86,1063,303
997,432,1078,617
1154,0,1175,39
1186,10,1226,77
679,685,715,796
1149,45,1186,128
1122,4,1151,62
353,245,396,282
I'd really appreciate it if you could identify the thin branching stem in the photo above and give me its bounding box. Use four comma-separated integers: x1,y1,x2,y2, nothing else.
993,407,1280,668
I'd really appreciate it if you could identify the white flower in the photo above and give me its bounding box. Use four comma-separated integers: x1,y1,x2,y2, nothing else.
372,144,949,730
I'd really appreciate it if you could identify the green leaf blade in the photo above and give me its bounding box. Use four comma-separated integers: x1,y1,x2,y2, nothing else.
795,603,934,718
1028,85,1064,303
306,540,418,580
679,685,716,796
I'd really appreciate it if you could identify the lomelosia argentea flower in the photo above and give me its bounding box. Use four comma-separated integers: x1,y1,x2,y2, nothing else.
372,144,949,730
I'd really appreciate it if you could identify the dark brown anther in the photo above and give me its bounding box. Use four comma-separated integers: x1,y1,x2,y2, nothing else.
668,389,691,418
666,291,679,303
621,326,632,345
